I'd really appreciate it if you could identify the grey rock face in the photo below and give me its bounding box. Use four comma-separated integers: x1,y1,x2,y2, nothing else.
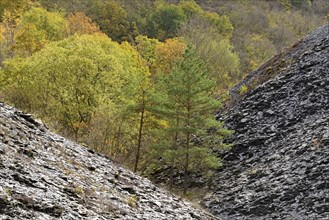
204,24,329,219
0,103,218,219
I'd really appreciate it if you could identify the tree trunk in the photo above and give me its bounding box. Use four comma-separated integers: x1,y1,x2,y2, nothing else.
170,116,179,189
183,132,190,195
134,105,145,173
74,129,79,142
169,165,174,189
183,95,191,195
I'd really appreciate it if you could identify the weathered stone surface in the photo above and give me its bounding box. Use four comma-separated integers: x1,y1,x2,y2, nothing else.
0,103,218,219
204,24,329,219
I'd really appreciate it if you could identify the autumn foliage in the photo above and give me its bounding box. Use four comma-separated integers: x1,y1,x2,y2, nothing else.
67,12,100,36
0,0,327,194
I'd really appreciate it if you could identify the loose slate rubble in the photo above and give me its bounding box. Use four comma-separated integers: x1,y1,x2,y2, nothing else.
204,24,329,219
0,103,217,220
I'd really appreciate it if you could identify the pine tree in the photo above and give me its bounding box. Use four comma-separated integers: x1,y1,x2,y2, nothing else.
154,46,231,194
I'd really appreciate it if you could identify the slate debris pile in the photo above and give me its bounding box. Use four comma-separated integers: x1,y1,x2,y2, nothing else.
231,24,329,97
0,103,217,219
204,24,329,219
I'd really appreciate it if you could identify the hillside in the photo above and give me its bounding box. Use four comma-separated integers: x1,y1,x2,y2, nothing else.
204,24,329,219
1,1,329,219
0,103,217,219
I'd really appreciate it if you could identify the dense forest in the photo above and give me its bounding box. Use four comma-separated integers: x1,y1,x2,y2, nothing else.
0,0,328,194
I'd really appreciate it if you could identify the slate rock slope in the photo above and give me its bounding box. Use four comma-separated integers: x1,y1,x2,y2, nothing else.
0,103,217,220
204,24,329,220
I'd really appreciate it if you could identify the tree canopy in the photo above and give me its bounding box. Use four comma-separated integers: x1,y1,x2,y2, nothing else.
1,34,147,140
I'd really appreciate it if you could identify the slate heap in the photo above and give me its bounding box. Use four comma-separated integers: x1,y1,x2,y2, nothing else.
0,103,217,220
204,24,329,219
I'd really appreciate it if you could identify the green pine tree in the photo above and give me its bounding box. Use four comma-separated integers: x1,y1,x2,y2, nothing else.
153,46,232,194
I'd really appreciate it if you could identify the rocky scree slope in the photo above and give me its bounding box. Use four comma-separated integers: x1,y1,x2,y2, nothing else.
204,24,329,219
0,103,217,220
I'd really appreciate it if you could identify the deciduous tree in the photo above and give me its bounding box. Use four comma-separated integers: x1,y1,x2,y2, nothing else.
0,0,30,22
179,16,239,94
1,34,144,142
66,12,100,36
134,35,159,72
12,7,67,56
88,0,130,42
147,4,187,41
154,37,186,74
